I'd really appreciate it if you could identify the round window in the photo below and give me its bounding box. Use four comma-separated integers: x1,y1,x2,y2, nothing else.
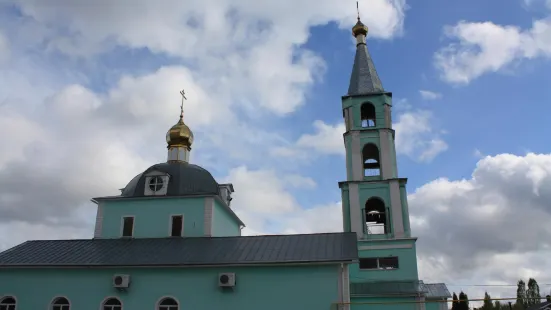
148,176,164,192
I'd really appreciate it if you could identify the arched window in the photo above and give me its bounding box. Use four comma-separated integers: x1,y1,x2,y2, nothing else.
365,197,387,235
362,143,381,177
51,297,70,310
0,296,16,310
102,298,122,310
158,297,178,310
361,103,376,128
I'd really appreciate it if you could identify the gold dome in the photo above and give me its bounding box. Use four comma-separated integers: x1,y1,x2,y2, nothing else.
352,19,368,37
166,117,194,149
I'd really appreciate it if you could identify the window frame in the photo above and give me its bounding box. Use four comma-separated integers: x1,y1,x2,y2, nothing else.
148,176,164,192
359,256,399,270
101,297,123,310
0,296,17,310
169,214,184,237
121,216,135,238
156,296,179,310
50,296,71,310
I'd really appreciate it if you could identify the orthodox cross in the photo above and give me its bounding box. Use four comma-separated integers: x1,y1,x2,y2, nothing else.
179,89,187,119
356,1,360,20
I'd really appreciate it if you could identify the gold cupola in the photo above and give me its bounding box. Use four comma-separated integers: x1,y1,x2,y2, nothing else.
166,116,194,149
166,90,194,163
352,18,368,37
352,1,369,44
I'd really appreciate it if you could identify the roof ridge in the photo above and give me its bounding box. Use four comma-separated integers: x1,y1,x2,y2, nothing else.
20,232,353,243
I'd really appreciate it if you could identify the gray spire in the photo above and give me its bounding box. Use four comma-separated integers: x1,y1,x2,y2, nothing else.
347,22,384,96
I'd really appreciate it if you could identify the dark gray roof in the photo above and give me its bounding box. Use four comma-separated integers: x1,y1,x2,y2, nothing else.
0,233,358,267
421,283,452,299
347,41,384,96
120,162,220,197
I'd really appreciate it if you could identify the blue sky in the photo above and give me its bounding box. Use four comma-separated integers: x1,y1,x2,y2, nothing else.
1,0,551,304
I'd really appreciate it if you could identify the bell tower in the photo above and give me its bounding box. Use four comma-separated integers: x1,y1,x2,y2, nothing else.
339,14,420,289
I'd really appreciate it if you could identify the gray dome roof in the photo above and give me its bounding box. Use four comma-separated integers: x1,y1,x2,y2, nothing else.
121,162,220,197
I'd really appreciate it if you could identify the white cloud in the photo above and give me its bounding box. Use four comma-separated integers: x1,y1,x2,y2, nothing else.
275,107,447,163
0,31,9,64
393,110,448,162
6,0,406,116
434,16,551,84
295,120,346,155
419,90,442,100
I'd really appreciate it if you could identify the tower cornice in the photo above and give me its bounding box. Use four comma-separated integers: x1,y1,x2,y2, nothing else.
341,91,392,100
338,178,408,188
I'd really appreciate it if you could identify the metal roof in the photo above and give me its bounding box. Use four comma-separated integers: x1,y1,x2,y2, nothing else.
0,233,358,267
421,283,452,299
347,41,384,96
120,162,220,198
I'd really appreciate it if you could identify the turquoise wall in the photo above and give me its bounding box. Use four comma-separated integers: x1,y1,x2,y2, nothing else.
350,296,418,310
0,265,340,310
341,182,394,239
342,94,392,131
349,239,419,283
99,198,206,238
212,200,240,236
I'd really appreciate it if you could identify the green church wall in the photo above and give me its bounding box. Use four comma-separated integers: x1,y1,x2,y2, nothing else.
349,243,419,283
342,94,392,131
99,197,206,238
350,296,418,310
0,265,340,310
341,189,351,231
212,200,241,236
399,185,411,236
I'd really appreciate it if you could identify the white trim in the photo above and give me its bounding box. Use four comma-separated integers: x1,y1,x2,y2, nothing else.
120,215,135,238
155,296,180,310
99,296,123,310
358,244,412,250
203,197,214,236
337,264,343,308
94,203,104,238
169,214,184,237
49,296,71,310
0,295,17,310
342,264,350,310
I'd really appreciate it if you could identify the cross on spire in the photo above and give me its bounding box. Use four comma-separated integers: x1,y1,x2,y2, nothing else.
179,89,186,119
356,0,360,20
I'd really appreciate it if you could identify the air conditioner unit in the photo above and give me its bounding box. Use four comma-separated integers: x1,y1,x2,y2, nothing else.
218,273,236,287
113,274,131,288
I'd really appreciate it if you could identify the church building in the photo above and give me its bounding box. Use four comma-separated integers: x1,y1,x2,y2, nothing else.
0,15,449,310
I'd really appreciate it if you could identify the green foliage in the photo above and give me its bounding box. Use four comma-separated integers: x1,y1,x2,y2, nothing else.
452,292,460,310
517,280,527,309
482,292,493,310
459,291,470,310
526,278,541,306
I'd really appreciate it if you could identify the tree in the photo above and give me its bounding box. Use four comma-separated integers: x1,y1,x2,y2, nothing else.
452,293,460,310
494,301,502,310
526,278,541,306
459,291,470,310
517,280,527,309
482,292,493,310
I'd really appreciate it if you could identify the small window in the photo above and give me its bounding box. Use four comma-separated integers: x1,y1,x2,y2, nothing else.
158,297,179,310
102,297,122,310
170,215,183,237
0,296,16,310
149,176,164,192
359,258,378,269
359,257,399,270
122,216,134,237
51,297,70,310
